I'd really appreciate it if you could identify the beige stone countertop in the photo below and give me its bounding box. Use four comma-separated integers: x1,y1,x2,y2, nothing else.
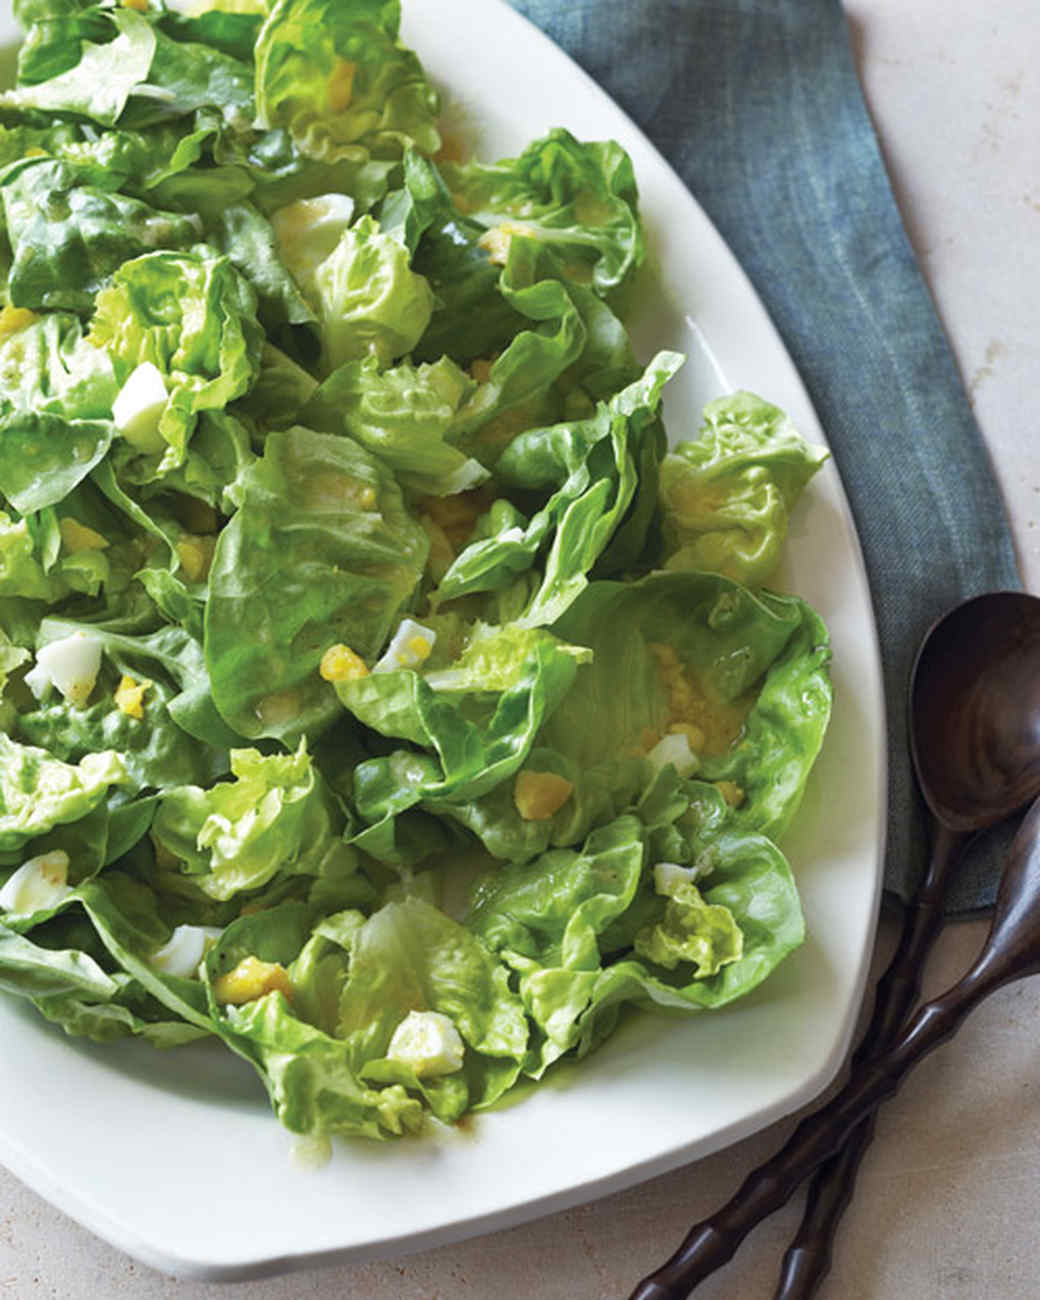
2,2,1038,1297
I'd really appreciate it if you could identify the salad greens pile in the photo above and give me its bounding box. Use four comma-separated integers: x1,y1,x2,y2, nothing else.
0,0,833,1141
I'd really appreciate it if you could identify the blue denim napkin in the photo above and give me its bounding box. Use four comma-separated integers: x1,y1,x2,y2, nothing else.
510,0,1021,913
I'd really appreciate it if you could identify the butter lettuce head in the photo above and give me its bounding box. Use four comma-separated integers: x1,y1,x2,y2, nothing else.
254,0,440,164
307,214,433,373
188,894,529,1133
432,570,831,868
431,351,682,625
0,312,118,515
89,249,264,474
192,902,423,1138
337,622,589,860
439,127,645,296
151,743,356,902
633,877,743,975
659,390,829,586
467,814,804,1076
322,897,528,1119
300,354,486,496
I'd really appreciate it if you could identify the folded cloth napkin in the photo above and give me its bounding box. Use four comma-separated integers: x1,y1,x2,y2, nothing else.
511,0,1021,914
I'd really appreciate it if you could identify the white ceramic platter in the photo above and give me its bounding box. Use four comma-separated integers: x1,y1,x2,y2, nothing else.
0,0,886,1279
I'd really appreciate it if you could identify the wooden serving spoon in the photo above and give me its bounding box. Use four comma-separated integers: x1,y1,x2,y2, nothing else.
628,591,1040,1300
774,590,1040,1298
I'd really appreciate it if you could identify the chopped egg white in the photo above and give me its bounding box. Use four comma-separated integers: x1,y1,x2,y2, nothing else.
646,731,698,778
149,925,223,978
653,861,703,895
0,851,71,914
372,619,437,674
112,362,168,453
270,193,356,296
386,1010,465,1078
24,632,103,706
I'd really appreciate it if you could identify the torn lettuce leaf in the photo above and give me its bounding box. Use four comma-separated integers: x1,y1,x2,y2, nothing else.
659,390,829,586
1,157,202,314
0,8,156,126
151,742,356,902
0,732,127,855
431,351,681,625
299,354,487,497
548,570,832,842
306,213,433,374
439,127,645,297
89,249,263,476
254,0,440,165
467,814,803,1076
204,425,428,744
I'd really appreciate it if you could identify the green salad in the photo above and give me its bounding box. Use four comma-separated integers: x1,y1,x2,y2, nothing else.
0,0,833,1141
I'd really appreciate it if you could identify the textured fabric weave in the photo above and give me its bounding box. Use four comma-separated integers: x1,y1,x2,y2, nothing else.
510,0,1021,913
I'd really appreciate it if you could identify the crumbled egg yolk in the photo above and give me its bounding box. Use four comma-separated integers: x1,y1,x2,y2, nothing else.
0,305,37,341
715,780,745,808
468,357,495,384
358,484,377,510
418,488,491,552
121,0,148,10
327,58,357,113
176,534,216,583
420,514,456,582
514,770,573,821
114,675,150,720
477,222,537,265
213,956,292,1006
647,642,752,757
59,518,109,554
407,635,431,663
320,643,369,683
